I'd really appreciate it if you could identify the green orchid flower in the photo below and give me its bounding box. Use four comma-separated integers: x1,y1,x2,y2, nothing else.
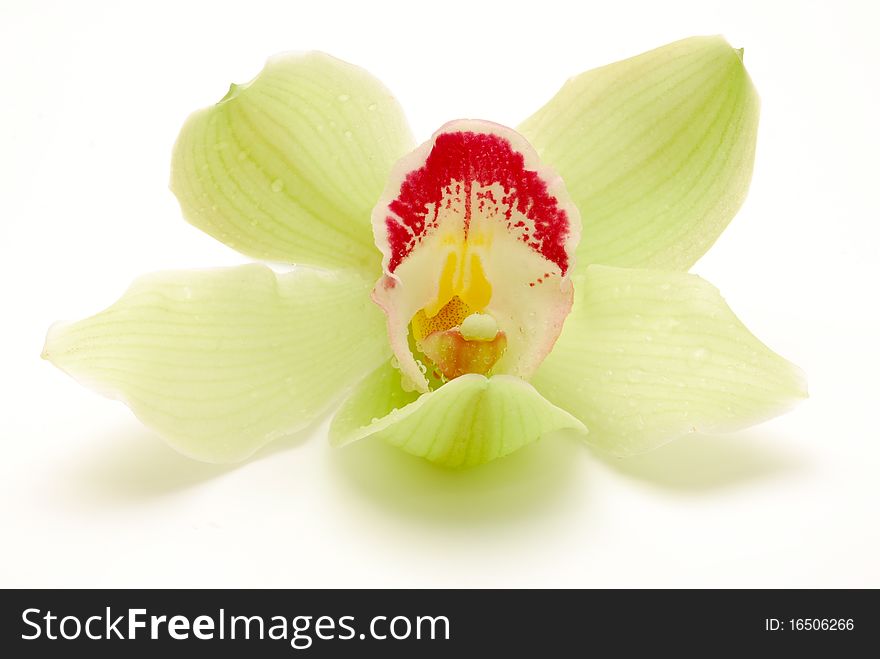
42,36,806,467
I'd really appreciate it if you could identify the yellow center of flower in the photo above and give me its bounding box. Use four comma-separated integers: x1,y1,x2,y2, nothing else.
422,245,493,318
411,295,472,342
410,293,505,381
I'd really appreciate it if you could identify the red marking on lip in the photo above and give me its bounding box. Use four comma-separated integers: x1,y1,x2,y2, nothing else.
384,130,570,274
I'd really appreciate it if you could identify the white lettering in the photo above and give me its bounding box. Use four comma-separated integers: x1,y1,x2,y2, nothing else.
230,615,264,640
59,616,81,640
21,608,41,640
128,608,146,639
167,615,190,640
106,607,124,639
370,616,387,640
151,615,167,639
291,616,313,650
389,616,411,640
85,615,102,640
192,615,214,640
44,611,57,640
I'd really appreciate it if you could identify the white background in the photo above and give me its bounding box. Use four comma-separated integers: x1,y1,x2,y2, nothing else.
1,0,878,587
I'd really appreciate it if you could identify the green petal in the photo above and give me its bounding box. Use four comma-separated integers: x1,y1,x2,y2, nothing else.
330,362,586,468
531,265,806,456
519,36,759,271
171,52,414,272
329,359,420,446
42,265,389,462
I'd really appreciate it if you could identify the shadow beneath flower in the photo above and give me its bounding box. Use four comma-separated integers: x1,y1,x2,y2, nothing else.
63,418,320,504
593,430,805,492
63,426,232,503
328,428,586,526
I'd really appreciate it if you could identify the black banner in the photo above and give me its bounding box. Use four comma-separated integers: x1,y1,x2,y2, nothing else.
0,589,875,656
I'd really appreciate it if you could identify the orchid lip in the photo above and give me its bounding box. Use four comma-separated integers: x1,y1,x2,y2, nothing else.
370,119,582,393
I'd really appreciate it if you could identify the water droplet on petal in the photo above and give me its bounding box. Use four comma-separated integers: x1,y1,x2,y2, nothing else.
367,102,378,111
688,347,709,366
627,369,645,383
237,150,248,161
271,179,284,192
337,93,350,102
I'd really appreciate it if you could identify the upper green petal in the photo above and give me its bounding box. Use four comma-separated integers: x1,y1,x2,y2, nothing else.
519,36,759,271
171,52,414,273
43,265,389,462
330,361,587,468
531,265,806,456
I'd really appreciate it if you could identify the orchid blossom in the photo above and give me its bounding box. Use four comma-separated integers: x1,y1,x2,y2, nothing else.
42,36,806,467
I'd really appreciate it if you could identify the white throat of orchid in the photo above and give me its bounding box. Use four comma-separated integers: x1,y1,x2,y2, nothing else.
372,120,582,393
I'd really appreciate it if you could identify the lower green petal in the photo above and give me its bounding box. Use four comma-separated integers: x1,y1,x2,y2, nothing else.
531,265,807,456
330,361,587,468
43,265,388,462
